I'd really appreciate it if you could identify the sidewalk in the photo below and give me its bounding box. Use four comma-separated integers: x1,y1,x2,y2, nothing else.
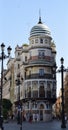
3,120,68,130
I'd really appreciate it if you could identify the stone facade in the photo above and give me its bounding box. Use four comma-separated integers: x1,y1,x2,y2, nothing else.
3,17,57,121
64,72,68,116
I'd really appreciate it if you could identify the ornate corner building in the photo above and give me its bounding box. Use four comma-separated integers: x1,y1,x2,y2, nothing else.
3,17,57,121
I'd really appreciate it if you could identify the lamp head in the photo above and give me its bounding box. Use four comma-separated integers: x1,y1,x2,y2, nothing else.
60,57,64,65
7,46,12,56
1,43,5,52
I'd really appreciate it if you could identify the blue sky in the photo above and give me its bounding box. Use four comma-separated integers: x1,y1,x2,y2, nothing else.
0,0,68,96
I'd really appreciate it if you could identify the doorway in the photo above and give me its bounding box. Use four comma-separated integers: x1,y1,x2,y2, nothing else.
40,110,43,121
39,104,44,121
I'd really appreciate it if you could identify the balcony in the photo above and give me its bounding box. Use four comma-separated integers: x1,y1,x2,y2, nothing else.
25,73,54,80
23,56,55,66
29,56,54,65
22,97,56,104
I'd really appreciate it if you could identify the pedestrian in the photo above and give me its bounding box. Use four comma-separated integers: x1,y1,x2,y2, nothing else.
65,115,67,124
29,113,33,123
37,113,39,122
33,113,35,122
34,114,37,122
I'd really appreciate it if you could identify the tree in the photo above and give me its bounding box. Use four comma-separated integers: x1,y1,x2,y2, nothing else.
2,99,12,119
3,99,12,110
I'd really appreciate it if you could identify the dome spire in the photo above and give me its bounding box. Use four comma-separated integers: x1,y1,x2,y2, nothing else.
38,9,42,24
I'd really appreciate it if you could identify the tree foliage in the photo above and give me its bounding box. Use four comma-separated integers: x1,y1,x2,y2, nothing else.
2,99,12,119
3,99,12,110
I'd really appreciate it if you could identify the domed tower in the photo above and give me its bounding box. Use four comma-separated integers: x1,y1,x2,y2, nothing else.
21,17,56,121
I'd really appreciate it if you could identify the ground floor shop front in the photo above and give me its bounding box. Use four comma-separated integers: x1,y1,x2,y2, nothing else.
14,100,53,122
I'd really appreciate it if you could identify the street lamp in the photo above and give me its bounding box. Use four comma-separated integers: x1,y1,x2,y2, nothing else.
0,43,12,130
58,57,66,128
16,74,22,130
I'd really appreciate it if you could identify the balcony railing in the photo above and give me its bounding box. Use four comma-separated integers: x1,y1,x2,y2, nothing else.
23,56,55,65
22,97,56,103
29,56,54,64
25,73,54,80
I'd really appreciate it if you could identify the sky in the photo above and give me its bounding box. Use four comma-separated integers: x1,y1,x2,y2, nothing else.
0,0,68,97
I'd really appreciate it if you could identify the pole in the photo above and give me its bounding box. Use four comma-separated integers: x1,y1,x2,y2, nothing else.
20,103,22,130
61,58,66,128
17,81,20,124
0,51,4,130
0,43,11,130
16,77,22,130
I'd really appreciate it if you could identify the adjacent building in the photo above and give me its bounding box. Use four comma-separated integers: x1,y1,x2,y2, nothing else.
54,95,62,119
64,71,68,116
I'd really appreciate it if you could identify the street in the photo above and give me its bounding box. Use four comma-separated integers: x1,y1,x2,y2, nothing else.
3,120,68,130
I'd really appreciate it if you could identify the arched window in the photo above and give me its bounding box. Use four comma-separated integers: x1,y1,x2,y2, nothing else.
28,87,31,98
47,82,51,98
32,81,38,98
32,40,34,44
39,86,45,97
40,38,43,43
35,39,38,43
27,81,31,98
25,56,27,61
45,39,48,44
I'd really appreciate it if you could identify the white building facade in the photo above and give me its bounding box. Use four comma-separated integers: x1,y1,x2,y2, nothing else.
3,17,57,121
13,17,57,121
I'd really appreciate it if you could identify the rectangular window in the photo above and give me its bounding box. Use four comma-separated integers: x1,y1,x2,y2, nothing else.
38,50,45,58
30,51,32,59
18,52,20,55
40,38,43,43
35,39,38,43
18,64,20,69
39,69,44,76
25,56,27,61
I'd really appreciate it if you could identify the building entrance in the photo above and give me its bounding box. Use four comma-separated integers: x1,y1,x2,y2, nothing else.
39,104,44,121
39,110,43,121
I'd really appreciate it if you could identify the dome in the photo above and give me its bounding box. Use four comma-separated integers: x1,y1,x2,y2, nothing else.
30,18,51,37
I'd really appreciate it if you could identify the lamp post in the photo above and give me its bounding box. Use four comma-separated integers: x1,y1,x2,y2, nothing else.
16,74,22,130
60,57,66,128
0,43,12,130
58,57,66,128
